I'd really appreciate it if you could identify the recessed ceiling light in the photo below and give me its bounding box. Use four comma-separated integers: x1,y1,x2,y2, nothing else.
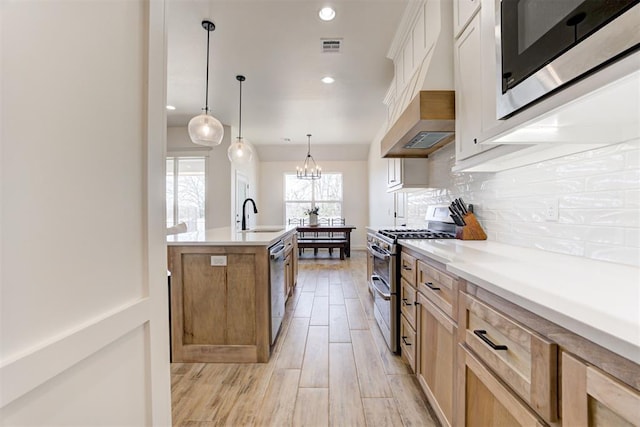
166,105,176,110
321,76,335,84
318,7,336,21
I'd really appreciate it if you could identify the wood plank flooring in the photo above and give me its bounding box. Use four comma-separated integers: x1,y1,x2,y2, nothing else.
171,251,438,427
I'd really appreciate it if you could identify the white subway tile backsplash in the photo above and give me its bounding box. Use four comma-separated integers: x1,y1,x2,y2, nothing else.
559,191,625,208
406,139,640,267
584,243,640,266
624,148,640,169
626,229,640,247
625,190,640,208
585,169,640,191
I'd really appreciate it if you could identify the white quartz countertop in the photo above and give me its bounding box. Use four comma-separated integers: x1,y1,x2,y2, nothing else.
167,225,296,247
398,238,640,364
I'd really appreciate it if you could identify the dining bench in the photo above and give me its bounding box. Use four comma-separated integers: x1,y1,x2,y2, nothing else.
295,223,356,259
297,237,348,260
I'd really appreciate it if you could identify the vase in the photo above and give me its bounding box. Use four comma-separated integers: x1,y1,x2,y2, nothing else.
309,213,318,226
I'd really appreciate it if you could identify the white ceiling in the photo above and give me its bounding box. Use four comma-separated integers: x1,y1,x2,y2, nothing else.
166,0,409,151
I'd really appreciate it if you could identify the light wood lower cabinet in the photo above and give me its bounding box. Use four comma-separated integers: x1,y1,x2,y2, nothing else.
562,352,640,426
400,313,417,372
460,292,558,422
417,292,457,427
168,245,270,363
457,345,546,427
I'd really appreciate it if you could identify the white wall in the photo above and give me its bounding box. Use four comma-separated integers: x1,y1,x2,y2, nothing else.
167,125,234,229
402,141,640,267
259,161,369,249
0,1,171,424
368,138,395,227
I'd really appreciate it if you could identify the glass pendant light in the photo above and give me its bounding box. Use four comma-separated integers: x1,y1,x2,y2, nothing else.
228,75,254,165
188,20,224,147
296,134,322,180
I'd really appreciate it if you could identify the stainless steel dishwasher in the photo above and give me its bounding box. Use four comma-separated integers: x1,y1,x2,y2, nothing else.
269,241,286,345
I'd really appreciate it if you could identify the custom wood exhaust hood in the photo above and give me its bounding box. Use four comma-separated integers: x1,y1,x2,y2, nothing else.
381,91,455,158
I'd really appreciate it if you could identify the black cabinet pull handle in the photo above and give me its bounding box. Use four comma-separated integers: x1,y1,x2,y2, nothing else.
424,282,440,291
414,301,420,306
402,336,411,346
474,330,508,351
402,265,412,271
402,298,412,306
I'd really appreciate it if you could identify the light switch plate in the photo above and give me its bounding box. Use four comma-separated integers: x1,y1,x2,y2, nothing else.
210,255,227,266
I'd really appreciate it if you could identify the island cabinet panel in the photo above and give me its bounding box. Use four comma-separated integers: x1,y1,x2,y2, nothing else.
169,245,270,363
182,254,227,345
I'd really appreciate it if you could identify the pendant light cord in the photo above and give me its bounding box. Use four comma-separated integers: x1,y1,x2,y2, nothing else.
307,134,312,157
238,79,243,139
204,26,210,113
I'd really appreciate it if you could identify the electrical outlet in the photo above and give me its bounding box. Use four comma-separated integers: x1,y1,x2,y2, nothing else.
545,199,559,221
210,256,227,266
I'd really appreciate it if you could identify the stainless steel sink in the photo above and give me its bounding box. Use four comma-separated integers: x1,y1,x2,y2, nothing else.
241,227,284,233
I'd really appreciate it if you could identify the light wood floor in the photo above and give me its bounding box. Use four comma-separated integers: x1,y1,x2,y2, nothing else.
171,250,438,427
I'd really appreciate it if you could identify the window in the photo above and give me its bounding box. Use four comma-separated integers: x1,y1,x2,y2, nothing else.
166,157,206,232
284,173,342,223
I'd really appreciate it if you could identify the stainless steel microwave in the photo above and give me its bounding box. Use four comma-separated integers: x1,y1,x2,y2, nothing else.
496,0,640,119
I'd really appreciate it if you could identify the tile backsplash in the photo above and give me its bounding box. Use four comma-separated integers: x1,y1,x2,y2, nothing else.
406,139,640,267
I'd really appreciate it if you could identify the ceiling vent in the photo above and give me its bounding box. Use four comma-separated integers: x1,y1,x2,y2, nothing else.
321,38,342,53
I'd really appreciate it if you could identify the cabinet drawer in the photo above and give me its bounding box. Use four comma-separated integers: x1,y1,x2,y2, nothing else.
461,293,558,422
400,278,417,329
458,345,547,427
400,314,417,373
284,233,294,251
400,251,417,286
417,260,459,320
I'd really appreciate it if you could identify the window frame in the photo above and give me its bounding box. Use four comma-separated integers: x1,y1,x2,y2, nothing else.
166,155,207,232
283,172,343,223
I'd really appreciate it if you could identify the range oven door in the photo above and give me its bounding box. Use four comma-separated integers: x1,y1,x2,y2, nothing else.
368,239,398,353
498,0,640,118
371,275,398,354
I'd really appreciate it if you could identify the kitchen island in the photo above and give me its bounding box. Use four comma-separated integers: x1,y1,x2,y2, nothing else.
167,226,297,363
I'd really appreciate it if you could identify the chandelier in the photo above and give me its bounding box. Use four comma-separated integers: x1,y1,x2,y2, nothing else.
296,134,322,180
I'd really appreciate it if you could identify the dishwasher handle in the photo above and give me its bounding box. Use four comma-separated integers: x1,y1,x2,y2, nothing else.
270,243,286,259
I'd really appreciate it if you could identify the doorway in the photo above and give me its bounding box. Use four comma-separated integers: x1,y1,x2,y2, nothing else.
235,171,250,229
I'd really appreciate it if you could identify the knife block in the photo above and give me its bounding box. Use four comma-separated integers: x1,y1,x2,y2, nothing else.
456,212,487,240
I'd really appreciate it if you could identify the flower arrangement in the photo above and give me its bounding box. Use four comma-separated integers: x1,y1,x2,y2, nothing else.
304,206,319,215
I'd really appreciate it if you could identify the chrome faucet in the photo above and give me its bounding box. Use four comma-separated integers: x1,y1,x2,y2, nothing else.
241,198,258,231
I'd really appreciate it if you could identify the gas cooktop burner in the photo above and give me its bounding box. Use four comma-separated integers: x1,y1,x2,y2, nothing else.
378,229,455,240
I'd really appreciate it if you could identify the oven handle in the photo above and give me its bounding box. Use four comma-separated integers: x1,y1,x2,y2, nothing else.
368,243,391,261
370,275,391,300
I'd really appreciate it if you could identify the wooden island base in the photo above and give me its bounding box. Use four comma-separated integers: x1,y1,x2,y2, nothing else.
168,245,271,363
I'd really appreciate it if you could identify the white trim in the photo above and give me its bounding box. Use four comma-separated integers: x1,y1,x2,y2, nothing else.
167,148,211,157
0,299,151,408
145,0,172,424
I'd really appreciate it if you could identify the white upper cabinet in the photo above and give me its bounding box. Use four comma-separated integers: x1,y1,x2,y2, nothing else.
454,14,483,161
453,0,480,38
387,158,430,192
454,0,501,161
452,0,640,171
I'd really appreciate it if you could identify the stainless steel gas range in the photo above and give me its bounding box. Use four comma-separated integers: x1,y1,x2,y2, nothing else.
367,206,457,353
